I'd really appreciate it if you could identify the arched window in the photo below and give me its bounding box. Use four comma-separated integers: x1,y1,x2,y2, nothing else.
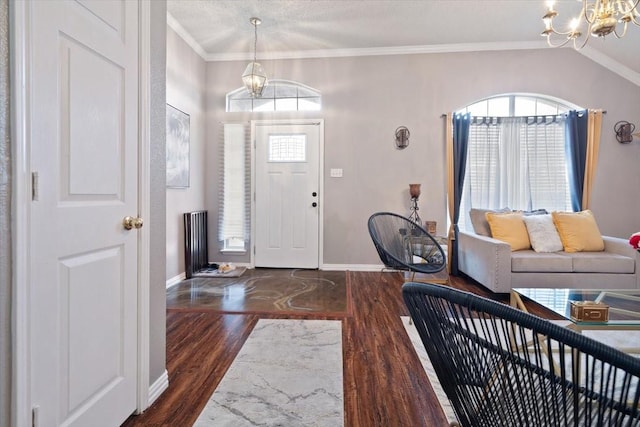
457,94,583,231
226,79,321,112
458,93,578,117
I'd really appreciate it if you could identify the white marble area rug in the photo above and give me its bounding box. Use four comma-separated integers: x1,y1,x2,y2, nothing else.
194,319,344,427
401,316,458,424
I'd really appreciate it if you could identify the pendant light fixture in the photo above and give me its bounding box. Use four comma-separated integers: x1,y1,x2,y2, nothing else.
242,17,268,98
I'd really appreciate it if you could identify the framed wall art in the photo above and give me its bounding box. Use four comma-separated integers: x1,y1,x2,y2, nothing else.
166,104,190,188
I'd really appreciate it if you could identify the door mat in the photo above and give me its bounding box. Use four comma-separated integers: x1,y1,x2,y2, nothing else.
192,266,247,278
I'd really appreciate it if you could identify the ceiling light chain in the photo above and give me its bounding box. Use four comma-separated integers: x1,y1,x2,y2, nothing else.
541,0,640,50
252,17,259,64
242,17,268,98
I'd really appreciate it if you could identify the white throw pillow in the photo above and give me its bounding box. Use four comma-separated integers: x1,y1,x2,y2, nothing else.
523,214,564,253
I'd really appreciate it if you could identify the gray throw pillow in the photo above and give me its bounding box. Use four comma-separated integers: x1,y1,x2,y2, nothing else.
469,207,511,236
523,209,549,216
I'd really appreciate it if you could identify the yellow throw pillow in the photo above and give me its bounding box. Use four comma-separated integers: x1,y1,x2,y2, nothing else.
551,210,604,253
485,212,531,251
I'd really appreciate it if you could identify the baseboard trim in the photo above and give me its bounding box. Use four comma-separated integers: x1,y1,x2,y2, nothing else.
147,369,169,409
321,264,386,271
166,273,185,289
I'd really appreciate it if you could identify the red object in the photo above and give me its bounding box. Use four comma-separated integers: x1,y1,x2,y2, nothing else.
630,232,640,250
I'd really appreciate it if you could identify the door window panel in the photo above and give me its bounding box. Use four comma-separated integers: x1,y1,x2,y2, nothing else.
268,134,306,162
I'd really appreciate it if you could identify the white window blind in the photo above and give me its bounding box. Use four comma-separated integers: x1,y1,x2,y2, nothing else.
218,123,250,249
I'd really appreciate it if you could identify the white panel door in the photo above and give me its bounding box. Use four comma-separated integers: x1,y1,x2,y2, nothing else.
255,124,320,268
29,1,139,426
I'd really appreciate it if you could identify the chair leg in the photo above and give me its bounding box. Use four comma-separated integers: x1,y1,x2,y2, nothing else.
408,271,415,325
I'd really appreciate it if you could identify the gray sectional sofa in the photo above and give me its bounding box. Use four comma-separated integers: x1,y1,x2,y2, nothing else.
458,231,640,293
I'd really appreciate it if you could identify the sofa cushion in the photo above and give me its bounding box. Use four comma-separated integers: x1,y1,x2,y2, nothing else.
486,211,530,251
469,207,510,236
552,210,605,253
523,214,563,253
511,251,573,272
570,252,635,274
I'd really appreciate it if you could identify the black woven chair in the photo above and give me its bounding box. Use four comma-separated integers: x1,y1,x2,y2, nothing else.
402,282,640,427
368,212,446,279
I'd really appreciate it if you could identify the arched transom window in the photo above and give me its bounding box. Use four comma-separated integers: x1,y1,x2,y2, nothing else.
226,79,321,112
459,93,577,117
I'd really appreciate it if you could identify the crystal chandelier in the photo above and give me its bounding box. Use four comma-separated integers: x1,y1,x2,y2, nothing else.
242,17,268,98
541,0,640,49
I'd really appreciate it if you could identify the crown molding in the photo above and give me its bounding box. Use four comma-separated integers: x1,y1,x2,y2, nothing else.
166,12,207,60
204,41,548,62
576,46,640,87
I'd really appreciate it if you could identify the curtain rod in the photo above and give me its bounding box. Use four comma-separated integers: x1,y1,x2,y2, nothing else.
441,110,607,118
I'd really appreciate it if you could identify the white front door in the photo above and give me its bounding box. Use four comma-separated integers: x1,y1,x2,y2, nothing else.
29,1,139,425
254,122,322,268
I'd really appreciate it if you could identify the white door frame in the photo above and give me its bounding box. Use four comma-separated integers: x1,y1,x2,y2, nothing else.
250,119,324,269
10,2,151,425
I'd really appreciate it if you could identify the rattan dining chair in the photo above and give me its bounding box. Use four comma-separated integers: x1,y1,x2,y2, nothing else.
402,282,640,427
367,212,446,279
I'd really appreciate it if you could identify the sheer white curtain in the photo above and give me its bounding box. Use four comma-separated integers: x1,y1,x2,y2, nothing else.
460,116,570,230
499,118,530,209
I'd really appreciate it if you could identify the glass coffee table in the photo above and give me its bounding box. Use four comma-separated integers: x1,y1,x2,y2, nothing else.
511,288,640,352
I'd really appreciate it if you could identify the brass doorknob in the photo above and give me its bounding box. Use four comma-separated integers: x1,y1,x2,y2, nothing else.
123,216,144,230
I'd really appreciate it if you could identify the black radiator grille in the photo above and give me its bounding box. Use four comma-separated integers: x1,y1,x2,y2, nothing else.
184,210,208,279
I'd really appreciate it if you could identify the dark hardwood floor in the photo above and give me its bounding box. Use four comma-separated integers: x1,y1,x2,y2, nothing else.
121,271,559,427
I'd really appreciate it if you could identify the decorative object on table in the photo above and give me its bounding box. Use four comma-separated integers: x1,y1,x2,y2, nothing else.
425,220,437,235
541,0,639,50
408,184,421,227
242,17,268,98
630,232,640,252
395,126,410,149
614,120,636,144
570,300,609,322
166,104,190,188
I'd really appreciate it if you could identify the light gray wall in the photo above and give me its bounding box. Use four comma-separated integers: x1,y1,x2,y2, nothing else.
204,48,640,267
165,27,207,281
149,0,167,388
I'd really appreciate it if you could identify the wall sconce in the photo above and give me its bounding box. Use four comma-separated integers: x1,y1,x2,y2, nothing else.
395,126,410,149
615,121,637,144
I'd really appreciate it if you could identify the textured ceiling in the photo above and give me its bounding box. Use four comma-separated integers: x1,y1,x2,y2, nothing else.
167,0,640,82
